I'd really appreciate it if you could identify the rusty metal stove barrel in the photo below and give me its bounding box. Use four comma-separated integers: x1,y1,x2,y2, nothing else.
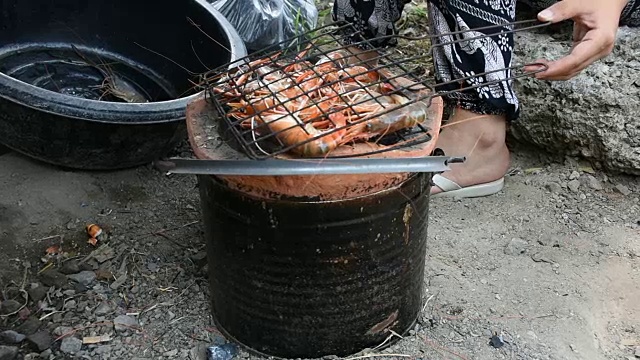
199,170,431,358
185,96,443,358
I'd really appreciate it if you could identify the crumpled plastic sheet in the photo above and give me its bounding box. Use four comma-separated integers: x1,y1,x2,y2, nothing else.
212,0,318,51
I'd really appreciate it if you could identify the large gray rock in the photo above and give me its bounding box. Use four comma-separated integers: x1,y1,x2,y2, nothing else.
510,26,640,175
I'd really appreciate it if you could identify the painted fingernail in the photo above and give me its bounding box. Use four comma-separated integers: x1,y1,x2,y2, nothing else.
538,9,553,21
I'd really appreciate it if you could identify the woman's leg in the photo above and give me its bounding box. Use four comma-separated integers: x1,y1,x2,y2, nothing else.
427,0,517,196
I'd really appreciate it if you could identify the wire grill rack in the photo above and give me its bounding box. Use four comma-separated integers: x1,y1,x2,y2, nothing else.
200,19,550,160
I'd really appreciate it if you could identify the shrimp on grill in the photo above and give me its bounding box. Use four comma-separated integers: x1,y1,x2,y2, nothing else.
254,110,351,157
345,95,433,142
209,45,435,157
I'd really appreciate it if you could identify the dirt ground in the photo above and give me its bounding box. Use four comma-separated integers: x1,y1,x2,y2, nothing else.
1,140,639,360
1,2,639,359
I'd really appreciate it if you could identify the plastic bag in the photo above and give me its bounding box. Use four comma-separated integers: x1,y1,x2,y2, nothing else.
212,0,318,52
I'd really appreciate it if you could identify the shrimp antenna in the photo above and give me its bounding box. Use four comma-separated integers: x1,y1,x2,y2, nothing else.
133,42,199,76
186,16,232,54
190,40,212,72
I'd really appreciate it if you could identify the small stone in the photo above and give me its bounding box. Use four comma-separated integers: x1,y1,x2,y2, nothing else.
94,302,113,316
113,315,138,334
201,264,209,277
60,260,81,275
567,180,581,192
634,346,640,358
190,344,209,360
59,336,83,354
211,334,227,347
95,345,112,355
147,262,160,273
504,238,529,255
65,220,76,230
64,300,77,310
191,251,207,264
110,274,127,290
16,318,42,335
39,270,67,288
39,349,52,358
489,333,504,348
53,327,73,337
584,175,603,190
546,182,562,193
0,330,26,344
616,184,632,196
26,331,51,352
26,284,47,303
569,171,580,180
0,300,22,315
73,283,88,293
79,260,97,272
67,271,96,286
0,346,18,360
164,349,178,357
495,294,501,300
207,343,238,360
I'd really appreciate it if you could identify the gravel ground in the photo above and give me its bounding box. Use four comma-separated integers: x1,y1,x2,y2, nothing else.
1,2,639,359
1,143,639,360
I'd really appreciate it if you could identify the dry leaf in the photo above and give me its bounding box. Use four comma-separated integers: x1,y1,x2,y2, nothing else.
524,167,543,175
82,335,112,344
579,165,595,174
620,339,638,346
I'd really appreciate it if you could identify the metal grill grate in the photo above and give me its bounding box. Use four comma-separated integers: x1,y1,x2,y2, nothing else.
200,19,550,160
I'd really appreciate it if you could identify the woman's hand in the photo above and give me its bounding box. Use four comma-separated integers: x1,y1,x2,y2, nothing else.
526,0,629,81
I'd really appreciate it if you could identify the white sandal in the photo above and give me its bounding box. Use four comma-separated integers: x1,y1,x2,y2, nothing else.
431,174,505,198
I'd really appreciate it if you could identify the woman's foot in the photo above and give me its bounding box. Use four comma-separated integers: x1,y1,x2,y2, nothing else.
430,108,511,196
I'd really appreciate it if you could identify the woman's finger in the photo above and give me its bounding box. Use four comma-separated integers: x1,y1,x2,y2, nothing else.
534,32,611,80
537,0,581,23
536,46,609,81
572,23,588,49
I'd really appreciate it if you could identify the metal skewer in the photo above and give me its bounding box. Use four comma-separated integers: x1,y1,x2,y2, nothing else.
155,156,465,176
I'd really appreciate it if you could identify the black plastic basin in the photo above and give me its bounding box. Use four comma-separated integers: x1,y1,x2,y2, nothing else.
0,0,246,170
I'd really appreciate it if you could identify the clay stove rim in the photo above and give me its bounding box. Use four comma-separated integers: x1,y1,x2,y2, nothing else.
185,95,444,202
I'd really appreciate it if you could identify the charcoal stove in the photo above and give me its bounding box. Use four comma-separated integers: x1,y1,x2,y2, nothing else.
158,18,552,359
